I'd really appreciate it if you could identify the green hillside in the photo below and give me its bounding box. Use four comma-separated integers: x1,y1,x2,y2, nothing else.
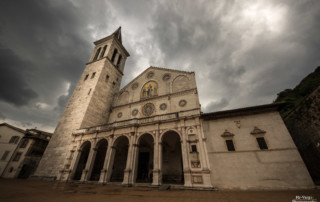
274,66,320,117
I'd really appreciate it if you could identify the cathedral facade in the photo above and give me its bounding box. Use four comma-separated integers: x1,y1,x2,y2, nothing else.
34,28,314,189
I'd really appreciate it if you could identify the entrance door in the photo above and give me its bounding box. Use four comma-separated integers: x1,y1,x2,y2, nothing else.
137,152,150,182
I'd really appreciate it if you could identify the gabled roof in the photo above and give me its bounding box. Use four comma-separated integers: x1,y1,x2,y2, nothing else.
0,122,25,133
201,102,286,120
119,66,194,93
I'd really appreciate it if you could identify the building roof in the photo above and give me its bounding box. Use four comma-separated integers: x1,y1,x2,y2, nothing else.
201,102,286,120
0,122,25,133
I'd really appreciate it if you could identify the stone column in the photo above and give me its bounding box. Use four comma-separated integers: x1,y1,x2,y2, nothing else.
152,128,160,186
196,124,208,170
67,147,82,181
129,130,138,184
122,134,134,186
180,122,192,187
80,146,97,182
98,140,112,184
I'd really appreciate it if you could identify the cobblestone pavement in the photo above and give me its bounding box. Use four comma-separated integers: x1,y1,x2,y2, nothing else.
0,179,319,202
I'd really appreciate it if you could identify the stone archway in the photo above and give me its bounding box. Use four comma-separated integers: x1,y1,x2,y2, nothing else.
136,134,154,183
73,141,91,180
110,136,129,182
89,139,108,181
161,131,184,184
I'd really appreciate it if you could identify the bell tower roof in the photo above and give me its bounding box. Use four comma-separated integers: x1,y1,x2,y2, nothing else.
93,26,129,56
112,26,122,43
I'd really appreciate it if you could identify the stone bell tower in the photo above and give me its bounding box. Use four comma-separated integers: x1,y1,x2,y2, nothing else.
34,27,130,179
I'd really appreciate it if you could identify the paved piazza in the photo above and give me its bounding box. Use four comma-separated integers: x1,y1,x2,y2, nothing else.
0,179,319,202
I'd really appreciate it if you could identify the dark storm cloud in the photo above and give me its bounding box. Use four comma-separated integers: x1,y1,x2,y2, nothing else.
0,0,319,131
0,45,38,106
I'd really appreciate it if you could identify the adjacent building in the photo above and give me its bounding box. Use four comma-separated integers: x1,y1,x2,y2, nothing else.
0,123,52,179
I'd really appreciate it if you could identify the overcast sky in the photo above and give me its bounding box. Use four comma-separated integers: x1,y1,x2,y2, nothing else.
0,0,319,132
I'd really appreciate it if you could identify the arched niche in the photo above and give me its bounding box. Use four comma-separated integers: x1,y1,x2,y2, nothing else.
140,81,158,99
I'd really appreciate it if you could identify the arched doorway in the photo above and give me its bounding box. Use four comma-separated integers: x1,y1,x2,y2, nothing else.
110,136,129,182
73,141,91,180
89,139,108,181
136,134,154,183
161,131,184,184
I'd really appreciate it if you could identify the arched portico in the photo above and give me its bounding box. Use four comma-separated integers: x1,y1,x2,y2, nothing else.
109,136,129,182
161,130,184,184
73,141,91,180
89,139,108,181
135,133,154,183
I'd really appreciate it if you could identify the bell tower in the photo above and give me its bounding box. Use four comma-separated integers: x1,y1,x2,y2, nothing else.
34,27,130,179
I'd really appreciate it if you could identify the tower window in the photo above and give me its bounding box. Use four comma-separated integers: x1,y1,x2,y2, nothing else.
116,54,122,68
100,45,107,59
88,88,92,95
226,140,235,151
111,48,118,63
256,137,268,150
84,74,89,81
112,81,116,87
106,75,109,82
91,72,96,79
93,47,101,61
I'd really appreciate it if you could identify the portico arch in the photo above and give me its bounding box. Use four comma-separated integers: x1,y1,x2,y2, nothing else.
161,130,184,184
89,139,108,181
135,133,154,183
73,141,91,180
110,136,129,182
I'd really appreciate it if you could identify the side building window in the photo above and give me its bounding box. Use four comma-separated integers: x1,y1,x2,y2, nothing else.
9,136,19,144
257,137,268,150
93,47,101,61
20,139,29,148
13,152,22,161
226,140,235,151
1,151,10,161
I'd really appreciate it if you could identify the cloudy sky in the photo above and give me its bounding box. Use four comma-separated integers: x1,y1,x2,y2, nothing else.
0,0,319,132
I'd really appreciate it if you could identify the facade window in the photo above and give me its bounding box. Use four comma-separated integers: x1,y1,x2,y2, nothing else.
9,167,14,173
91,72,96,79
116,54,122,68
191,145,198,152
84,74,89,81
19,139,29,148
1,151,10,160
93,47,101,61
13,152,22,161
9,136,19,144
257,137,268,150
100,45,107,59
111,48,118,63
226,140,235,151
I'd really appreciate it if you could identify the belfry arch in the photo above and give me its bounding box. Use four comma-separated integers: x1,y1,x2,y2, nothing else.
73,141,91,180
89,139,108,181
135,134,154,183
161,131,184,184
110,136,129,182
